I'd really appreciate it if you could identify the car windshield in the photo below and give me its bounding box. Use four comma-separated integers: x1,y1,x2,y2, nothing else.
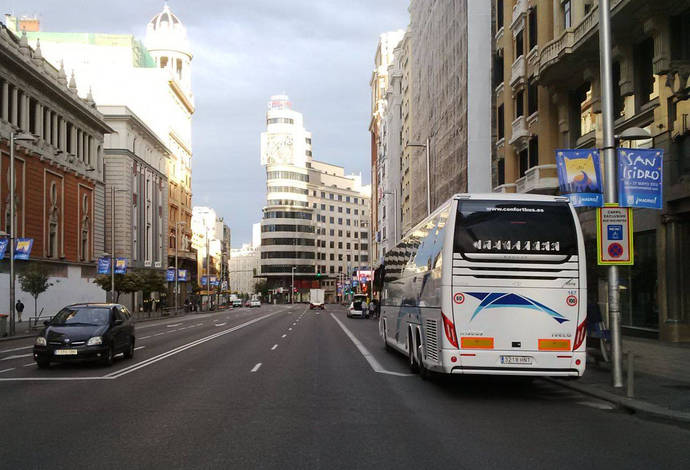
51,307,110,326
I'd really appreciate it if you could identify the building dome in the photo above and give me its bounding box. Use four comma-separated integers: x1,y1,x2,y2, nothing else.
145,3,191,58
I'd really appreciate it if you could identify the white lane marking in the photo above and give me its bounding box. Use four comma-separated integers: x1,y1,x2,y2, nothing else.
23,363,36,367
288,328,292,331
282,334,287,338
104,312,278,379
214,322,227,327
167,323,182,328
251,363,262,373
153,333,165,337
0,368,16,374
178,327,188,331
0,345,33,354
271,344,278,351
139,335,152,340
1,353,33,361
134,346,145,351
292,322,296,326
330,313,413,377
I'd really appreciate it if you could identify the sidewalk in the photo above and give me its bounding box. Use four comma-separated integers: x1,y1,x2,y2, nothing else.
549,336,690,423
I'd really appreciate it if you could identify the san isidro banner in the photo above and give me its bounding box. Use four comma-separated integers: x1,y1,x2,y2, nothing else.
618,148,663,209
556,149,603,207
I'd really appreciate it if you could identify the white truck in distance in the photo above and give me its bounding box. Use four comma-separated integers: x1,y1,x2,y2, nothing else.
309,289,325,310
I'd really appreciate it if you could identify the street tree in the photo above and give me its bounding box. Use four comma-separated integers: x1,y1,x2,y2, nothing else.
93,273,139,302
18,264,53,317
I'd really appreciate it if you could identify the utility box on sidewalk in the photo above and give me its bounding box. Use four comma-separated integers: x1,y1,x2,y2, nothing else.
0,314,8,337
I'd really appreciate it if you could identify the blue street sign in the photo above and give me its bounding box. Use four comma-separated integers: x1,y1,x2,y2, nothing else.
97,257,111,274
166,268,176,282
556,149,603,207
0,238,7,259
618,148,663,209
178,269,188,281
14,238,33,260
607,225,623,241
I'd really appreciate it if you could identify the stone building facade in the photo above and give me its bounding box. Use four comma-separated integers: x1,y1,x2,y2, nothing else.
0,23,110,314
491,0,690,341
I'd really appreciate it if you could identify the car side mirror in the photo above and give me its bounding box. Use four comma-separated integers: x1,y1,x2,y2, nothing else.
43,320,50,326
114,319,124,326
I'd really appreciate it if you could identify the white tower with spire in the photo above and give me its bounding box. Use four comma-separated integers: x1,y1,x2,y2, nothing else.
145,3,193,97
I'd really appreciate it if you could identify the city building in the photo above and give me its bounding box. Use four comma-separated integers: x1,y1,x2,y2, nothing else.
407,0,492,227
0,22,111,311
7,3,196,300
491,0,690,341
229,243,260,295
191,206,226,298
100,105,170,311
369,30,405,264
259,95,371,303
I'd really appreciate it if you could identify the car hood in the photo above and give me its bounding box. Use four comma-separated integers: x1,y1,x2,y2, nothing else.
44,325,108,342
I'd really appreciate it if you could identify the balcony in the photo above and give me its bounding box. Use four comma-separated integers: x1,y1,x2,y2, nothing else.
493,183,517,193
510,0,528,32
509,115,530,149
515,164,559,194
539,0,624,82
510,55,526,89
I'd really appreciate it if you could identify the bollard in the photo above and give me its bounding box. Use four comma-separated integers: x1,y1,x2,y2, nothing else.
626,353,634,398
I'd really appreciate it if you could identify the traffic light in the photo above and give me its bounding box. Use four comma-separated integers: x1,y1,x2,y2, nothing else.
316,272,321,278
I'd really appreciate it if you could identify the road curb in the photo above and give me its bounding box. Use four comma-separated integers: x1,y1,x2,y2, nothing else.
544,377,690,424
0,333,34,343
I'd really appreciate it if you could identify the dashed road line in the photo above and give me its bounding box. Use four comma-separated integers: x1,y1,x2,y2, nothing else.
0,345,33,354
282,334,287,338
23,363,36,367
134,346,145,351
1,353,33,361
289,328,292,331
214,322,227,327
0,368,15,374
271,344,278,351
140,335,151,340
167,323,182,328
251,363,262,373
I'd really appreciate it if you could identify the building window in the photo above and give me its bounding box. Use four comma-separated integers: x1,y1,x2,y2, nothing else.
493,53,504,89
497,104,505,139
528,136,539,169
80,194,90,261
48,182,59,258
528,80,538,115
515,30,524,58
496,0,504,30
612,61,624,119
338,242,343,249
497,158,505,186
330,253,334,261
528,7,537,50
519,148,529,177
515,90,524,118
633,37,655,109
563,0,572,29
338,207,342,213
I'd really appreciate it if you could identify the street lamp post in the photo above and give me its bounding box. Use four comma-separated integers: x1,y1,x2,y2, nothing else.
291,266,296,304
206,226,210,311
8,132,37,336
175,221,186,313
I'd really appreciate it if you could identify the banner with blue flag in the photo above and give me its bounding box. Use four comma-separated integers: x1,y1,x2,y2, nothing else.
618,148,663,209
14,238,33,260
166,268,176,282
97,257,111,274
556,149,603,207
0,238,7,259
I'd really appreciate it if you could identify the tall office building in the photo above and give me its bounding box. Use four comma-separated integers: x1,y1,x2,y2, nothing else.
259,96,371,303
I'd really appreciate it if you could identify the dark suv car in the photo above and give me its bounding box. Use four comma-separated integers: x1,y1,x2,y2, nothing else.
33,303,136,368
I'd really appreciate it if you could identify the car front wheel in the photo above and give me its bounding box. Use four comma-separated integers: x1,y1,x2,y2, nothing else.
102,344,114,366
36,358,50,369
123,338,135,360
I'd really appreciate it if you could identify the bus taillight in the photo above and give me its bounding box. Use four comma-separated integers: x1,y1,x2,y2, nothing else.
441,311,458,348
573,319,587,351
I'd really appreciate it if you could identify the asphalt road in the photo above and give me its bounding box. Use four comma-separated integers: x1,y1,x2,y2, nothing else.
0,303,688,469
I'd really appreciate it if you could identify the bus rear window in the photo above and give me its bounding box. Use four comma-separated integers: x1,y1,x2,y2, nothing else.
454,200,577,255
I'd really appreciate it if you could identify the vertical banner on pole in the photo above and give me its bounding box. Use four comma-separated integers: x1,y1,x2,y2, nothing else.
555,149,604,207
618,148,663,209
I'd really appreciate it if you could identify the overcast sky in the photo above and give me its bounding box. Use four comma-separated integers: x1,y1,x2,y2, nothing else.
8,0,409,245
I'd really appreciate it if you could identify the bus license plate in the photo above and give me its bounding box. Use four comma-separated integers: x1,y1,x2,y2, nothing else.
54,349,78,356
500,355,533,365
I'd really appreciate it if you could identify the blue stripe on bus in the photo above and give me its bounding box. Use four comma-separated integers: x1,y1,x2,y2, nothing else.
466,292,569,324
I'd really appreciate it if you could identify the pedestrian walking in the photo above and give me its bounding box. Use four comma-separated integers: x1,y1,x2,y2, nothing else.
369,299,376,319
15,299,24,323
362,298,369,318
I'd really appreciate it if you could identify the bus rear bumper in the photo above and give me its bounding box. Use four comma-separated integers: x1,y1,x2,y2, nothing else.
438,349,586,377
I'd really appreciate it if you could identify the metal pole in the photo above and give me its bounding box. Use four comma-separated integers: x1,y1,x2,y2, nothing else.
206,227,210,311
599,0,623,388
110,188,114,297
175,222,179,313
425,137,430,216
9,133,16,336
291,267,295,304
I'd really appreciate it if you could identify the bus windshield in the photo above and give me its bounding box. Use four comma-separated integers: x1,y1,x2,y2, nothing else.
454,200,577,255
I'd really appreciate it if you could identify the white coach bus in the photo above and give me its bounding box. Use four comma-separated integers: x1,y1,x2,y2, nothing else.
379,193,587,377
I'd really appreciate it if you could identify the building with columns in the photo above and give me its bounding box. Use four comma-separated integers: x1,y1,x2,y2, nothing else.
0,22,111,314
7,3,197,302
491,0,690,341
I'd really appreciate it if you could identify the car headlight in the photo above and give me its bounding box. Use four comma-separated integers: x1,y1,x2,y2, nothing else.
87,336,103,346
35,337,47,347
